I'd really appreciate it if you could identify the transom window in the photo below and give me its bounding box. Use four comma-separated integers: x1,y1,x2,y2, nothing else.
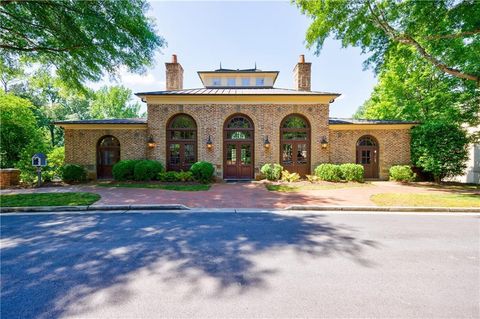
256,78,265,86
224,115,254,141
212,78,221,86
357,136,377,146
242,78,250,86
281,115,309,140
227,78,236,86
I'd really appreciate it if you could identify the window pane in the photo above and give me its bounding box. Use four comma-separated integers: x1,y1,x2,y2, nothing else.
256,78,265,86
361,150,371,164
242,78,250,86
227,78,236,86
184,144,196,164
170,130,195,140
170,115,196,129
296,144,308,164
282,116,308,128
227,117,252,129
358,136,376,146
226,144,236,165
282,132,307,140
100,136,119,147
240,144,251,165
169,144,180,165
212,78,221,86
227,131,251,140
282,144,293,165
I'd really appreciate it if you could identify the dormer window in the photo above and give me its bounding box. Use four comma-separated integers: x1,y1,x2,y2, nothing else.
242,78,250,86
227,78,236,86
256,78,265,86
212,78,221,86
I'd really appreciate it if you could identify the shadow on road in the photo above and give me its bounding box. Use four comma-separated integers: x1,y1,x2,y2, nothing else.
1,212,378,318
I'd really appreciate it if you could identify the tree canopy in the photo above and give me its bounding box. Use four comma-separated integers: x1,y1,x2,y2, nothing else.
91,86,143,119
0,0,165,88
296,0,480,83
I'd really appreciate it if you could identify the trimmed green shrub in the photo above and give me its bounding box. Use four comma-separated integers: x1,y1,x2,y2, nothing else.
389,165,416,182
281,170,300,182
133,160,164,181
314,164,342,182
260,163,283,181
61,164,87,183
340,163,364,182
158,171,178,182
190,161,214,183
176,170,193,182
112,160,140,181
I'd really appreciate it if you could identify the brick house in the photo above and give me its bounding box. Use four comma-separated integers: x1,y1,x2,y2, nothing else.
56,55,415,180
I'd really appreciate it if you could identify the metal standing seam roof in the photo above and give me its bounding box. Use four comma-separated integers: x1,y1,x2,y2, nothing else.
329,118,418,125
135,87,340,96
54,118,147,125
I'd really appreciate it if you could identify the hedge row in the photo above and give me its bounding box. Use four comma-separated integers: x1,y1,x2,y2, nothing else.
314,163,364,182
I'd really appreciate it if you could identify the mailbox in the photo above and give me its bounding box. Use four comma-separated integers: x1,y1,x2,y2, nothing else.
32,153,47,167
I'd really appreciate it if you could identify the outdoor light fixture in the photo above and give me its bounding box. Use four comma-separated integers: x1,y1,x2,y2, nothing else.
264,136,271,149
206,135,213,150
320,136,328,149
147,135,156,148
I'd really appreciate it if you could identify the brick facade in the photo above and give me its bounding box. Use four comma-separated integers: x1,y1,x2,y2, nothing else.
329,128,411,179
64,128,147,179
147,103,330,178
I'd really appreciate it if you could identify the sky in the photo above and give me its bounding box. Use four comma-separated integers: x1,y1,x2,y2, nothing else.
94,0,378,118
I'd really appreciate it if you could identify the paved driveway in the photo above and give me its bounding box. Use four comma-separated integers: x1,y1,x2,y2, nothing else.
1,211,478,318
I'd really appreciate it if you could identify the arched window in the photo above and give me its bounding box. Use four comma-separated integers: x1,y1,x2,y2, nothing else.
223,114,254,179
97,135,120,179
166,114,197,171
356,135,379,178
280,114,310,176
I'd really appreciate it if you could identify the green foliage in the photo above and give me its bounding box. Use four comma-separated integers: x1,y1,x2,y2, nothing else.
158,171,194,182
0,192,100,207
411,122,469,182
389,165,416,182
339,164,364,182
296,0,479,83
314,164,343,182
133,160,164,181
43,147,65,182
14,141,50,184
0,92,45,168
306,174,320,183
0,0,165,89
61,164,87,183
190,161,214,183
260,163,283,181
112,160,140,181
280,170,301,183
91,86,143,119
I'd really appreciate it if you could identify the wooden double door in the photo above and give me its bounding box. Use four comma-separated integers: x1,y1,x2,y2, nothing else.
224,141,253,179
281,141,310,177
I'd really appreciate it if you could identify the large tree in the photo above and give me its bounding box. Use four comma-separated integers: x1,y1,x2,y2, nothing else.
91,86,143,119
296,0,480,83
0,0,164,88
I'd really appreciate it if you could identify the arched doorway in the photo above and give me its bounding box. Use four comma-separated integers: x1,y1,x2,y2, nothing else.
97,135,120,179
280,114,311,176
167,114,197,171
356,135,379,179
223,114,254,179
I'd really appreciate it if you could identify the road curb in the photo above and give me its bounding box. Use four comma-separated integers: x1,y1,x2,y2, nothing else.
0,204,191,213
284,205,480,213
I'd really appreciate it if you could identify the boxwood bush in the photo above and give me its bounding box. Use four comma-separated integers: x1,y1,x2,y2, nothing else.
339,163,364,182
190,161,214,183
389,165,416,182
314,164,342,182
260,163,283,181
112,160,140,181
61,164,87,183
158,170,194,182
133,160,164,181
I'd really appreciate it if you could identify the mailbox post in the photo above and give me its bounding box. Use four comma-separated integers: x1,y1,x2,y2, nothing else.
32,153,47,187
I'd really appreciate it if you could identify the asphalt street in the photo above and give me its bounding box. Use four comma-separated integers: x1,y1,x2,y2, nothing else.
1,211,478,318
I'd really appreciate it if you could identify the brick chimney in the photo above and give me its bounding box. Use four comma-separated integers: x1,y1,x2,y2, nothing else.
293,54,311,91
165,54,183,90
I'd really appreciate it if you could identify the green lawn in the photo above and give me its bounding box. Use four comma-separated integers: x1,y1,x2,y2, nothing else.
0,192,101,207
266,182,369,192
98,182,210,191
371,193,480,207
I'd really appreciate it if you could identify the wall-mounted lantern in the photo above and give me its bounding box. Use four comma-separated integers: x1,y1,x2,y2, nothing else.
320,136,328,149
206,135,213,150
263,136,271,149
147,135,156,148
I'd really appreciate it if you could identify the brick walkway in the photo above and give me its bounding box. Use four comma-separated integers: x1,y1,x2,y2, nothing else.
2,181,473,209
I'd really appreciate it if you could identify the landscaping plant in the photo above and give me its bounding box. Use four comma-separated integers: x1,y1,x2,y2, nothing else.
190,161,214,183
389,165,416,182
339,163,364,182
61,164,87,183
112,160,141,181
314,164,342,182
281,170,301,183
260,163,283,181
133,160,164,181
43,147,65,182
